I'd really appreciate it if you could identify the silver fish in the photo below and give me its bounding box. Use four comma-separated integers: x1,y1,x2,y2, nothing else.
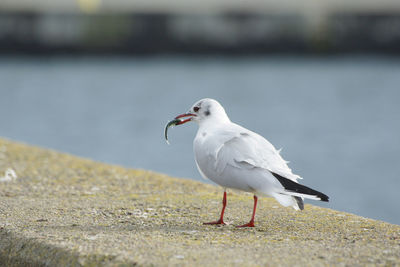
164,118,181,144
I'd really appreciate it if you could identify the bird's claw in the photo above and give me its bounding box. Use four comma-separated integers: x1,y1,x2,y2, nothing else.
203,219,226,225
235,221,255,228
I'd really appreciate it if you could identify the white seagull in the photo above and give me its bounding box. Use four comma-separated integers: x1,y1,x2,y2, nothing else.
167,98,329,227
0,168,17,182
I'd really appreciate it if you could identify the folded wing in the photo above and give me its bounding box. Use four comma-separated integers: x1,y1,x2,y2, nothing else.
213,123,301,182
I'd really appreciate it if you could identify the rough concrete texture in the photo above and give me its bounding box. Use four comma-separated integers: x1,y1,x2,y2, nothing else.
0,137,399,266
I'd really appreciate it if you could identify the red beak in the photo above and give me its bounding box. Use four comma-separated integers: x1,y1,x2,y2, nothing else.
175,113,196,125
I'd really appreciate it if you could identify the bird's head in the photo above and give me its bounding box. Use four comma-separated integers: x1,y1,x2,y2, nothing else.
5,168,17,180
174,98,230,126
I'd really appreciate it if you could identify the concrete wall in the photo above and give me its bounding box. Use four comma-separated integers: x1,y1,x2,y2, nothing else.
1,0,400,54
1,137,399,266
2,0,400,15
1,11,400,54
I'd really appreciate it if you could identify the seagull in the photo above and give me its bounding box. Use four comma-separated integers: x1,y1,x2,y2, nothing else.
0,168,17,182
168,98,329,227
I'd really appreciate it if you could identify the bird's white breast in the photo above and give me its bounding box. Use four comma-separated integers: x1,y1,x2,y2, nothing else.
193,126,228,185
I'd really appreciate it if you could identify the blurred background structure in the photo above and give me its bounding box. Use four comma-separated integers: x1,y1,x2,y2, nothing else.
1,0,400,54
0,1,400,225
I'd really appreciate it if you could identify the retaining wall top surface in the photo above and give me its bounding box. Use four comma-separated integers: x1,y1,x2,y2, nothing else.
0,138,399,266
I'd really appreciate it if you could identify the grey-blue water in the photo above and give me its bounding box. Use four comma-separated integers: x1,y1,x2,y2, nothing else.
0,56,399,225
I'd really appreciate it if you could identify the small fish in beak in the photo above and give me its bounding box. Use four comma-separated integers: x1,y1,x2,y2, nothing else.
164,113,196,144
164,118,181,144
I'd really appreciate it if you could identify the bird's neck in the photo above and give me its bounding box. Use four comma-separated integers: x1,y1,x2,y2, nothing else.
198,115,231,130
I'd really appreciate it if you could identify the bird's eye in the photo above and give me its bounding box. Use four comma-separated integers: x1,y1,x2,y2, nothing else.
193,106,200,112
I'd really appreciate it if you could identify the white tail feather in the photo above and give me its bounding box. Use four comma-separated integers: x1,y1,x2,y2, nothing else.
281,191,322,201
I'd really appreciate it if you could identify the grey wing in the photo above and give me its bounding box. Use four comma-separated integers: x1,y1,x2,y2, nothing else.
214,125,301,182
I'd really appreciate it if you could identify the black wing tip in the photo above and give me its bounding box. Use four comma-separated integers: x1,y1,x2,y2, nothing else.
319,194,329,202
272,172,330,203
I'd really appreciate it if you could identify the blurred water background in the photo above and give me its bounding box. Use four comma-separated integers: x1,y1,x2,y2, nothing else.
0,55,399,225
1,0,400,225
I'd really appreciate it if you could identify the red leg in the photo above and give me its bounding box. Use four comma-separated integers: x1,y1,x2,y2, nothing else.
203,191,227,225
236,195,258,228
